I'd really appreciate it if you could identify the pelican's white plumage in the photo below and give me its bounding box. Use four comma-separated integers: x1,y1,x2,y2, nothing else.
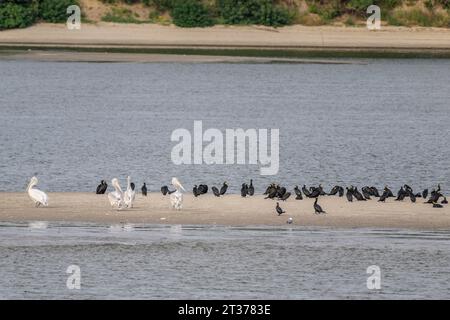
124,176,135,208
27,176,48,207
170,190,183,210
108,178,125,210
170,177,184,210
171,177,185,192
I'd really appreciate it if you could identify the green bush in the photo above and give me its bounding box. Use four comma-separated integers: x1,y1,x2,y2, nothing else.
345,0,401,13
217,0,294,26
346,0,373,12
150,0,175,11
102,7,142,23
387,8,449,27
172,0,214,27
39,0,79,23
0,1,38,30
436,0,450,8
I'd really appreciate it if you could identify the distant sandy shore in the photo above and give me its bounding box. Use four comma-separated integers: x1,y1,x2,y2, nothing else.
0,192,448,230
1,23,450,49
1,23,450,61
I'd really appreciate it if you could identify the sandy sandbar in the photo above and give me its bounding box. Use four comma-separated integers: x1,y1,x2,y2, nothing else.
0,192,448,230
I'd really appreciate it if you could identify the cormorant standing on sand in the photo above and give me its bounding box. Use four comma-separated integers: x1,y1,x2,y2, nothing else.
263,184,273,195
302,185,311,198
395,187,406,201
212,186,220,197
265,187,277,199
346,188,353,202
193,185,199,197
384,186,394,198
248,180,255,196
280,192,291,201
96,180,108,194
294,186,303,200
353,187,366,201
141,183,147,196
328,186,339,196
198,184,208,195
318,185,326,196
220,182,228,196
241,183,248,197
314,198,326,214
378,192,388,202
275,202,285,216
362,187,372,200
277,186,287,198
409,192,416,203
370,187,380,197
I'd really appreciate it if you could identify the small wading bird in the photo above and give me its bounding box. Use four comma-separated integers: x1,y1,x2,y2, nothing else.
170,177,185,210
27,176,48,207
275,202,285,216
96,180,108,194
108,178,125,210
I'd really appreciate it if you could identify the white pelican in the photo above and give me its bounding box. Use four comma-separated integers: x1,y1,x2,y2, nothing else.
171,177,186,192
108,178,125,210
124,176,136,208
170,190,183,210
170,177,185,210
27,176,48,207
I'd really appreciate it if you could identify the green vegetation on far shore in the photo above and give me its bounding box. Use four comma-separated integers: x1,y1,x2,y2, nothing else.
0,0,79,30
1,0,450,30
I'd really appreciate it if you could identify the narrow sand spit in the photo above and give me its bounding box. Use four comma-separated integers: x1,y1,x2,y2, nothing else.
0,193,448,229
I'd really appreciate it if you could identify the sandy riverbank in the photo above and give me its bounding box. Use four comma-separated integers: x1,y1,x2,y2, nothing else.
1,23,450,60
0,192,448,230
1,23,450,49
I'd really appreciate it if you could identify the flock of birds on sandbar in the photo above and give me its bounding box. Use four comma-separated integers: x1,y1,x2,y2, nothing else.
26,176,448,224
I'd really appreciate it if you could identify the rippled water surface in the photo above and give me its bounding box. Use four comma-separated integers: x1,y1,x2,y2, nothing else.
0,222,449,299
0,59,449,193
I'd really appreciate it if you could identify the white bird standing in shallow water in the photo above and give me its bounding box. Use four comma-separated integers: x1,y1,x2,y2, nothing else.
124,176,136,208
108,178,125,210
170,177,185,210
27,176,48,207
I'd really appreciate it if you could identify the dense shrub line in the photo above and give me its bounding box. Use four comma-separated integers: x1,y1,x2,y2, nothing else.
0,0,295,29
0,0,79,30
1,0,450,29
